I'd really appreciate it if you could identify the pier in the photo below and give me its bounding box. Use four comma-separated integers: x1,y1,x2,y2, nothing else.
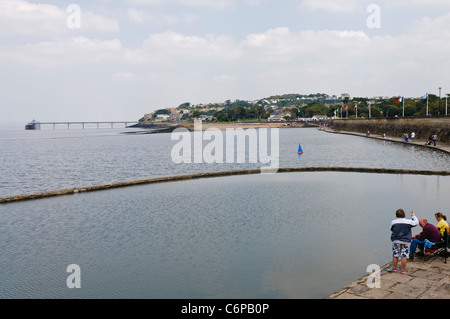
25,121,138,130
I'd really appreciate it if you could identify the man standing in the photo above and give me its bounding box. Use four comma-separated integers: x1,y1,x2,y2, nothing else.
409,218,442,259
389,209,419,274
432,134,437,146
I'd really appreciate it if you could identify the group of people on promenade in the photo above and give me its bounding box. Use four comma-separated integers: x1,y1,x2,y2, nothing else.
377,131,439,145
398,131,438,145
401,131,416,142
389,209,449,274
425,134,438,146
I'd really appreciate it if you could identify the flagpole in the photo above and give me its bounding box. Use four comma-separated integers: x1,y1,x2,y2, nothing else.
427,94,429,116
355,103,357,119
402,97,405,117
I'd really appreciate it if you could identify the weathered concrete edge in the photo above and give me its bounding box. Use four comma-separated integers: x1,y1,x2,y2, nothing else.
2,167,450,204
325,262,392,299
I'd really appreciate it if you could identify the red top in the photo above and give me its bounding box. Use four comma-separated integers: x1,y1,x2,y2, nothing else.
415,223,442,242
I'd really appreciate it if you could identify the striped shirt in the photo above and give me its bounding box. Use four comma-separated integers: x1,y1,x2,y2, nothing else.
390,215,419,243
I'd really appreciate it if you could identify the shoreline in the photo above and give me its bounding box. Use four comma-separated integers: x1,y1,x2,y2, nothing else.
323,126,450,155
129,122,309,133
184,122,303,130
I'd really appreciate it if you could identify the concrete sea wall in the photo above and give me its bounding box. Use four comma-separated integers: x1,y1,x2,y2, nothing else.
2,167,450,204
331,117,450,143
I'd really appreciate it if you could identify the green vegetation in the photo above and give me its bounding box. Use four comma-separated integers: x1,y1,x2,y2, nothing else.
141,93,449,124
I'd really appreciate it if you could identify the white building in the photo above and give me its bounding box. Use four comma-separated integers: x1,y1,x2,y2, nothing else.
155,114,170,122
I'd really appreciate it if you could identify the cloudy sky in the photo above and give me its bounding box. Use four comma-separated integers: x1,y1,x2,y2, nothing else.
1,0,450,123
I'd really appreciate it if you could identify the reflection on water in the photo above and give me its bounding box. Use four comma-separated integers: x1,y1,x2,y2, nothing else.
0,172,449,298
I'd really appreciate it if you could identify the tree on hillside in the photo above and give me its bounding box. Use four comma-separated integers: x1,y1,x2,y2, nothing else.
384,104,401,117
155,109,170,115
178,102,191,109
415,94,438,115
304,103,328,117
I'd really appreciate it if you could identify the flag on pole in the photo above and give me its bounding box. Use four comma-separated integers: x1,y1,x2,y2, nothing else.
398,97,403,103
344,106,348,111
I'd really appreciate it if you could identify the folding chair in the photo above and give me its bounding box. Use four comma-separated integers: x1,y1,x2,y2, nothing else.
424,230,449,263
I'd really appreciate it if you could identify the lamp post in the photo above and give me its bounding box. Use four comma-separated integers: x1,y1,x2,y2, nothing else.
439,87,442,116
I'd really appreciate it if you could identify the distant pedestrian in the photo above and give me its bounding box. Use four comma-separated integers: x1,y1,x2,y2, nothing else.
410,131,415,141
432,134,437,146
402,133,409,142
383,133,386,139
389,209,418,274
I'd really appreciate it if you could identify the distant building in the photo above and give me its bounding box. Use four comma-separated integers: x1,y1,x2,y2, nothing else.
155,114,170,122
268,114,285,122
166,108,178,114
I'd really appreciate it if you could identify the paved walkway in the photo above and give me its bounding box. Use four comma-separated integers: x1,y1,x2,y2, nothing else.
325,128,450,154
327,256,450,299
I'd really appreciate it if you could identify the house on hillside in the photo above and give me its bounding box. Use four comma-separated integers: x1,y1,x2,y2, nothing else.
268,114,285,122
155,114,170,122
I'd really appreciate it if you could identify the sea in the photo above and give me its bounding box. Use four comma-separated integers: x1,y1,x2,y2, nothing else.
1,124,450,298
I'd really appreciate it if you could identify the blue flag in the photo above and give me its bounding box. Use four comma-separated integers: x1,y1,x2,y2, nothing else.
421,93,428,99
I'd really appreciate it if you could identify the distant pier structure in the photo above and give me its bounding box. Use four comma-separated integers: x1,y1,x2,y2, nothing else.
25,120,138,130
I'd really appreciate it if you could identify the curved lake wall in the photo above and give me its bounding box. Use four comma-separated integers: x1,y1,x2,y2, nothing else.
2,167,450,204
331,118,450,142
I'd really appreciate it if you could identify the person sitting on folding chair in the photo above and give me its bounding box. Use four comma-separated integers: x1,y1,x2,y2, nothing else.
409,218,442,259
435,212,449,237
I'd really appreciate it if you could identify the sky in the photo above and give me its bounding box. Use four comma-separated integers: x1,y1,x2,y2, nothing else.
1,0,450,123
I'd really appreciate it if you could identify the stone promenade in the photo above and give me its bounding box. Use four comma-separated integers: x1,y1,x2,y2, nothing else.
327,256,450,299
327,128,450,154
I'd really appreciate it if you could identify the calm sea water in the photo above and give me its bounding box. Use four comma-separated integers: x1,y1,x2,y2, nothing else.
1,125,450,299
1,125,450,198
